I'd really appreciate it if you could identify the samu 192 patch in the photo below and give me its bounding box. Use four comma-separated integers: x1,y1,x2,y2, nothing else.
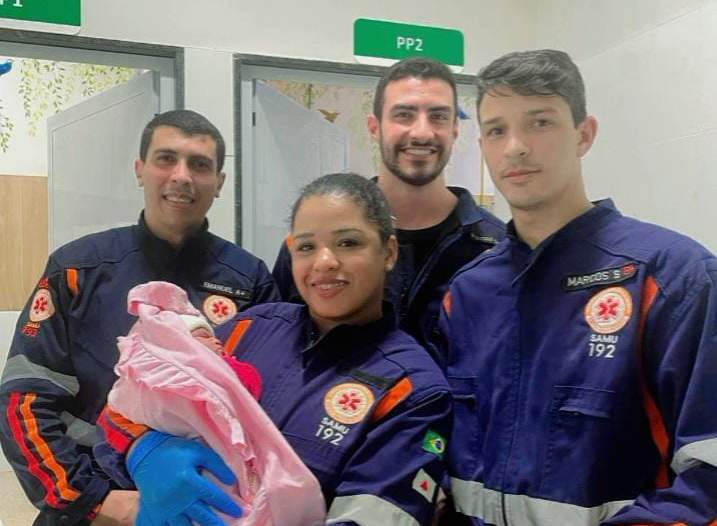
422,429,446,458
585,286,633,334
324,383,374,425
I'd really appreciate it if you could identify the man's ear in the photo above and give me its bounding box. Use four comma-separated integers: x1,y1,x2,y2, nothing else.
384,235,398,271
577,116,598,158
367,113,380,142
215,171,226,197
135,159,144,187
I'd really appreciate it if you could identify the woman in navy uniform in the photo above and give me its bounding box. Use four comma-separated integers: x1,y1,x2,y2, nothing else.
97,173,452,526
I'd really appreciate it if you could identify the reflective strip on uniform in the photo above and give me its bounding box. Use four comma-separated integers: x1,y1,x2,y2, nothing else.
672,438,717,473
1,355,79,396
326,494,420,526
451,478,632,526
60,412,97,447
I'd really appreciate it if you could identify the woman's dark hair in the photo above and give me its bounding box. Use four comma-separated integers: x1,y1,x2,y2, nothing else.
290,173,394,244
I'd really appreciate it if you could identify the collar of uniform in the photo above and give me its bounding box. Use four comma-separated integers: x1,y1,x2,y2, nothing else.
538,199,619,252
507,199,620,282
370,176,487,228
507,199,618,246
450,186,489,227
136,211,211,271
300,301,397,360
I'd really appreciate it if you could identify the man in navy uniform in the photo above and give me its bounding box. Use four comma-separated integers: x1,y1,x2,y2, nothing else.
0,109,279,525
272,57,505,359
441,49,717,526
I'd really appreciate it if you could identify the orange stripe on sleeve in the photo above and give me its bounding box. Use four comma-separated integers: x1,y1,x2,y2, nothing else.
20,394,81,502
372,377,413,422
442,291,452,316
224,319,253,356
105,406,149,439
7,393,60,508
65,268,79,297
634,276,671,489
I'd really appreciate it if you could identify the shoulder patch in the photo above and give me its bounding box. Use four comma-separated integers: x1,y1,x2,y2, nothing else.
422,429,446,458
29,288,54,322
412,469,438,503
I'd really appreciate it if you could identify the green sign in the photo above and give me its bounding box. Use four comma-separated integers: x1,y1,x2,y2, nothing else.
354,18,464,72
0,0,81,33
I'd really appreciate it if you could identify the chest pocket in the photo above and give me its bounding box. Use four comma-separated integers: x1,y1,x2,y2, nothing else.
541,386,616,498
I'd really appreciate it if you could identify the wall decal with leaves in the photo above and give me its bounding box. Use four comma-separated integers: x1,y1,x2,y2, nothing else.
17,59,136,137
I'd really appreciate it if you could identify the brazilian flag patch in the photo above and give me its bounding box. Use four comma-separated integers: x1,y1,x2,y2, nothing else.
422,430,446,458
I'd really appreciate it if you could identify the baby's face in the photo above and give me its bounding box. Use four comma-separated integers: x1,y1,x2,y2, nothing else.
191,327,224,355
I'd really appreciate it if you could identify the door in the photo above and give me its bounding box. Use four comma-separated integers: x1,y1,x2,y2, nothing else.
47,70,160,249
248,80,349,268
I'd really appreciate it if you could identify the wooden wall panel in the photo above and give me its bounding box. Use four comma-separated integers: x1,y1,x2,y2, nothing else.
0,176,48,311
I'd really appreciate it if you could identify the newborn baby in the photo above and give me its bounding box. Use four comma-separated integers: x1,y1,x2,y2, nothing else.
180,312,262,400
95,281,325,526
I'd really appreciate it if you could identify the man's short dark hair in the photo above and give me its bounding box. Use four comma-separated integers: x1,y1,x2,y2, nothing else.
139,109,226,171
373,57,458,120
476,49,587,126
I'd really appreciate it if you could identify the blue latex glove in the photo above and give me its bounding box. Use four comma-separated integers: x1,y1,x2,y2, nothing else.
127,431,243,526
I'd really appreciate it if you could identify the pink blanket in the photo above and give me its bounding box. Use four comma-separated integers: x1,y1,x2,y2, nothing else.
107,281,326,526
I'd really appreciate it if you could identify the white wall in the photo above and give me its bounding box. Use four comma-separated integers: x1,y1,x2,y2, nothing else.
79,1,535,75
522,0,717,250
117,1,534,239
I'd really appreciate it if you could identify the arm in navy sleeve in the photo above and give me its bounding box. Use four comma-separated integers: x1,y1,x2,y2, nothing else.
326,385,452,526
94,405,150,490
0,257,110,524
602,259,717,525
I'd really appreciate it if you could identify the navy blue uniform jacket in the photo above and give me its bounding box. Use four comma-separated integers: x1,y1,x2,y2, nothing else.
0,216,278,525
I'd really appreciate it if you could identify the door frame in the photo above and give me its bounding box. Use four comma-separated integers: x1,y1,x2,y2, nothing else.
0,28,184,108
233,53,475,245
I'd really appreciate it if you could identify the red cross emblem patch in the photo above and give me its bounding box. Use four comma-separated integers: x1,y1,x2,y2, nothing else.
324,383,374,425
29,288,55,322
585,286,633,334
202,294,238,325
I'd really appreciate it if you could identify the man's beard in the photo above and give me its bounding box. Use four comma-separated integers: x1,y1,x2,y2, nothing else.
380,140,450,187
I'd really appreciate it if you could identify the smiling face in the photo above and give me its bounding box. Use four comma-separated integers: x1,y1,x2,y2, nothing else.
478,88,597,216
368,77,458,187
135,125,225,246
290,194,398,334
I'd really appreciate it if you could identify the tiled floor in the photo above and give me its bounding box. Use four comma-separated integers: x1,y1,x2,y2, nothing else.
0,471,37,526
